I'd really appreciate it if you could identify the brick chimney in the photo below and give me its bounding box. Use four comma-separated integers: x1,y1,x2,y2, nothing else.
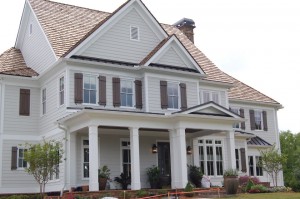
173,18,196,43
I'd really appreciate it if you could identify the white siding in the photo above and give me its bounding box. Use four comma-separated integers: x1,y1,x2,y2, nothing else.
3,85,39,135
19,11,56,75
81,9,160,63
157,47,187,67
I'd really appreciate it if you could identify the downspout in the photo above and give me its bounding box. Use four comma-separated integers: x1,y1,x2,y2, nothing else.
58,122,68,197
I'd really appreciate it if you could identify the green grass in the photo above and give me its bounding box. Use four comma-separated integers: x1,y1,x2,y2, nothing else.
220,192,300,199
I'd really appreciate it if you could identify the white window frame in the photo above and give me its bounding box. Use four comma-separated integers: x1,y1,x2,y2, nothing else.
120,79,135,108
58,76,65,106
167,81,180,110
130,26,139,41
254,110,264,130
82,138,89,179
200,90,220,104
231,107,240,129
120,139,131,177
42,88,46,115
197,138,224,177
83,74,98,105
17,148,27,170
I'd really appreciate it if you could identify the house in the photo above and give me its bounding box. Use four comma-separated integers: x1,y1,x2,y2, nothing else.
0,0,283,194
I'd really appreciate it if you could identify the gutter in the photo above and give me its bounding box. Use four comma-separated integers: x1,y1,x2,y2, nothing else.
57,122,68,197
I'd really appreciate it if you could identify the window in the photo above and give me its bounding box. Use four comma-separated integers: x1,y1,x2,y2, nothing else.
18,148,27,168
200,90,220,104
121,79,134,107
231,107,240,128
198,139,223,176
83,139,89,178
248,156,254,176
254,110,263,130
49,150,60,180
83,75,97,104
256,156,263,176
59,76,64,106
130,26,139,40
167,82,179,109
42,88,46,115
121,140,131,177
235,149,240,170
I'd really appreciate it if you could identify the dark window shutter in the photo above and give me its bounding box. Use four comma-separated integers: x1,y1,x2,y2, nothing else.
11,147,18,170
262,111,268,131
74,73,83,104
112,77,120,107
160,81,168,109
249,110,255,130
98,76,106,106
180,83,187,110
240,148,247,173
240,108,245,130
135,80,143,109
19,89,30,116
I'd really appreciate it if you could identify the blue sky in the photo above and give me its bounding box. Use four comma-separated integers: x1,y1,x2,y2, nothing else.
0,0,299,133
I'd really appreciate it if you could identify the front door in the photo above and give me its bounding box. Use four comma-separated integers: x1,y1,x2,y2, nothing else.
158,142,171,185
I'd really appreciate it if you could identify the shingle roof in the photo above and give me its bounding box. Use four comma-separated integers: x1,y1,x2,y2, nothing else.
0,48,38,77
2,0,280,105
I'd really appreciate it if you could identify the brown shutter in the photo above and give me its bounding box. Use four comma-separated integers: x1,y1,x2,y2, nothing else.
135,80,143,109
180,83,187,110
19,89,30,116
160,81,168,109
98,76,106,106
112,77,120,107
74,73,83,104
240,108,245,130
249,110,255,130
240,148,247,172
262,111,268,131
11,147,18,170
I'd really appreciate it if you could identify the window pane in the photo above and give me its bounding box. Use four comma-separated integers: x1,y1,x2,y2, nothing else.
90,90,96,104
83,140,89,145
127,94,133,107
83,163,89,178
167,83,179,109
203,92,210,103
84,148,89,162
249,156,254,176
84,90,89,103
212,92,219,103
254,111,262,130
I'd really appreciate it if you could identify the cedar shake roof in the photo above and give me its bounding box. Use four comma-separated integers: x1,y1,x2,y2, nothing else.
1,0,279,105
0,48,38,77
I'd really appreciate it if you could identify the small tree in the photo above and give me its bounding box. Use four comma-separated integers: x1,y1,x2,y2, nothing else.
24,139,64,196
259,145,286,187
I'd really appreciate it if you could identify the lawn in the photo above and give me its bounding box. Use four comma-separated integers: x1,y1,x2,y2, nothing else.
220,192,300,199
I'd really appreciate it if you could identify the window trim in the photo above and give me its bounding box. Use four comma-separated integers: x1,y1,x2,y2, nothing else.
248,155,264,177
58,75,65,107
130,26,139,41
167,81,180,110
254,110,264,131
200,90,220,104
82,74,98,105
120,138,131,177
230,107,240,129
120,78,135,108
17,148,27,170
82,137,89,180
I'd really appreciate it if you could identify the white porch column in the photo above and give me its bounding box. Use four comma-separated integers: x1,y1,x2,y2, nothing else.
169,128,188,189
67,132,77,190
89,125,99,191
226,131,236,170
130,127,141,190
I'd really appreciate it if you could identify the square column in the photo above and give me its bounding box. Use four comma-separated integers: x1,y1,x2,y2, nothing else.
130,127,141,190
226,131,236,170
169,128,188,188
89,125,99,191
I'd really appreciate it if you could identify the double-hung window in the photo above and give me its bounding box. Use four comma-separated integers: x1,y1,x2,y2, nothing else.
255,156,263,176
59,76,64,106
83,75,97,104
198,139,223,176
18,148,27,168
82,139,89,178
167,82,179,109
121,140,131,177
254,110,263,130
248,155,263,176
121,79,134,107
42,88,46,115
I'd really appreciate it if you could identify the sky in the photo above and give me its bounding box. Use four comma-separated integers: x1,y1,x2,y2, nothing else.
0,0,299,133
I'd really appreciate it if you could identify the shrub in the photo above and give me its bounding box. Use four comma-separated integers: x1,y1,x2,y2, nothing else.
245,179,255,192
184,182,194,197
188,165,203,188
136,190,149,198
239,176,260,186
248,184,268,193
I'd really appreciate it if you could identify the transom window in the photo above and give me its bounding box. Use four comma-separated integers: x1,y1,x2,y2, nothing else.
83,75,97,104
83,139,89,178
18,148,27,168
167,82,179,109
198,139,223,176
121,140,131,177
121,79,134,107
254,110,263,130
59,76,64,106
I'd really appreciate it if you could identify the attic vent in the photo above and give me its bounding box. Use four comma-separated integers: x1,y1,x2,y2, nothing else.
130,26,139,41
29,23,33,36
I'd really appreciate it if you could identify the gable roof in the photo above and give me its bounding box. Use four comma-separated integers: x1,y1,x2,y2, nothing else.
1,0,280,105
0,48,38,77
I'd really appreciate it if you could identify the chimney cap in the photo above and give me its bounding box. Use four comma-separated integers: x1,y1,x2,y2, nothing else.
173,18,195,28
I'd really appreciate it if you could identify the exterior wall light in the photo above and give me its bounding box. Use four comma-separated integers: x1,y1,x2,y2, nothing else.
152,144,158,153
187,146,192,155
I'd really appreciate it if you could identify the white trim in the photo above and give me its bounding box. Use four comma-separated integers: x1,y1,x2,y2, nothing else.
81,136,89,180
120,138,130,175
57,74,65,108
41,87,47,116
82,73,98,105
65,66,70,107
120,78,135,108
0,82,4,135
166,81,180,111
